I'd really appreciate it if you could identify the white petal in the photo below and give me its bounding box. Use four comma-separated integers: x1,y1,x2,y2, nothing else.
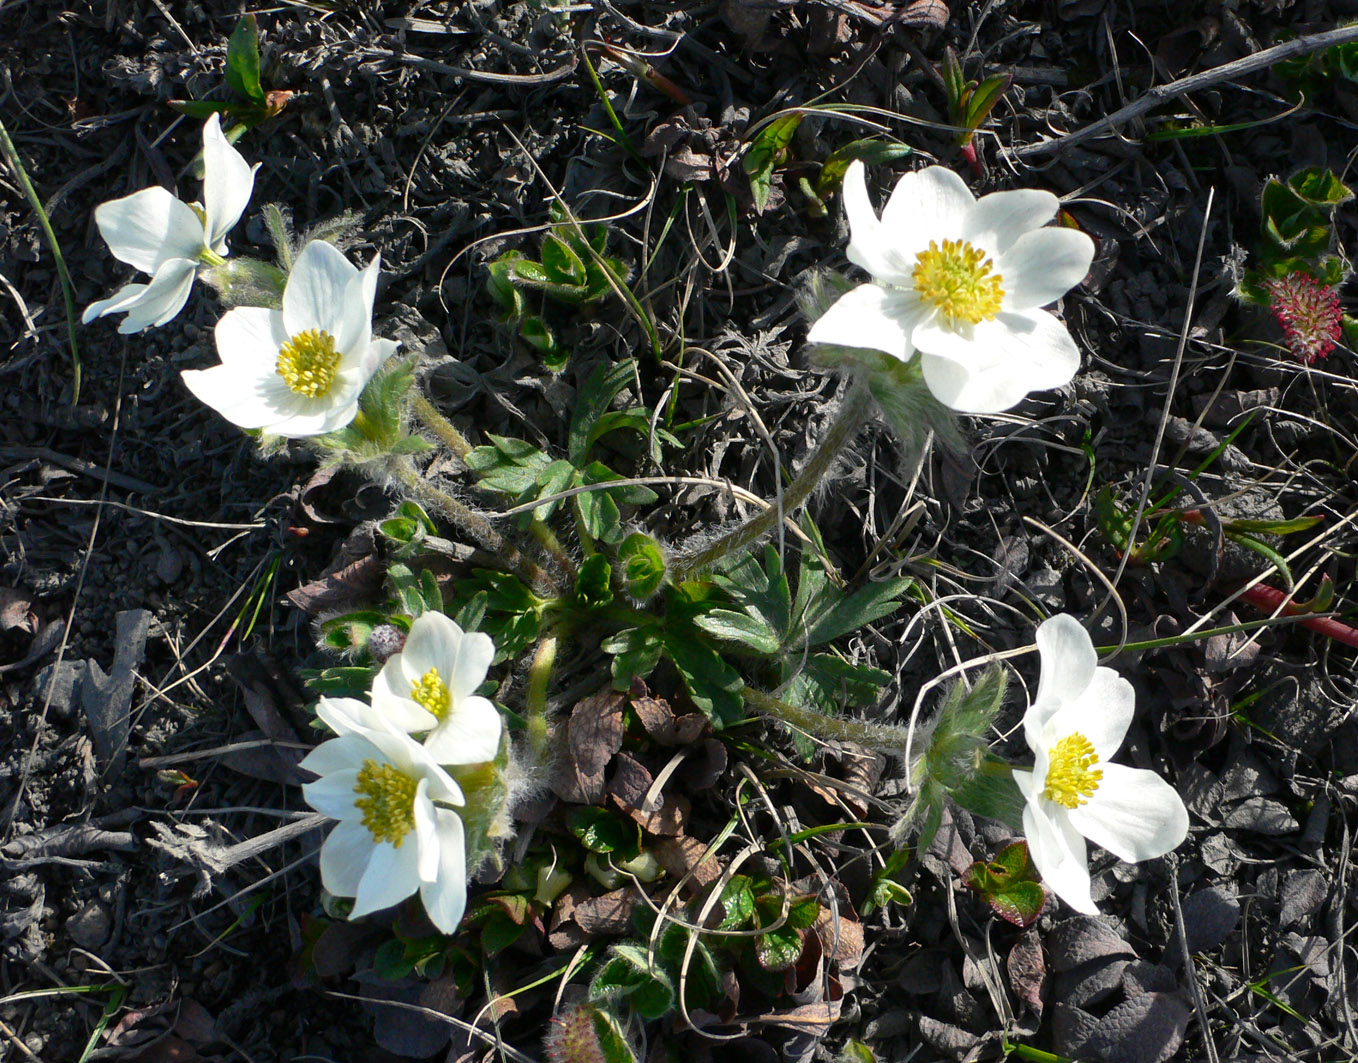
413,780,439,882
113,259,198,333
265,396,362,438
214,306,289,371
424,697,502,765
419,809,468,934
282,240,357,337
201,113,258,249
997,228,1094,311
350,838,420,918
315,697,386,737
1042,667,1135,761
299,733,378,777
83,281,153,324
448,627,494,698
961,188,1058,256
369,690,439,734
400,612,460,678
182,363,302,430
94,186,204,272
916,310,1081,413
841,160,915,283
1028,615,1098,730
1068,763,1189,863
303,769,362,820
807,283,924,361
318,820,373,899
362,337,401,378
880,166,975,259
335,253,380,356
1023,802,1096,914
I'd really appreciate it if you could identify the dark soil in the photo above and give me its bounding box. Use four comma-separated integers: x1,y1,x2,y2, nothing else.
2,2,1357,1062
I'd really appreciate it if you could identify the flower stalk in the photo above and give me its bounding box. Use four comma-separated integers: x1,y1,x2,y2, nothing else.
393,462,560,596
670,379,874,580
525,634,558,761
742,685,912,751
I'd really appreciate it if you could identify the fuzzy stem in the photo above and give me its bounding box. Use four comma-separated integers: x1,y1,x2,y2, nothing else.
525,634,558,761
670,380,872,580
411,391,578,580
411,392,474,462
393,462,559,596
743,685,911,752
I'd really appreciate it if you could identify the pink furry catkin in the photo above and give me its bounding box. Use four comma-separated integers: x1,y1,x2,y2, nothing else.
1265,272,1342,363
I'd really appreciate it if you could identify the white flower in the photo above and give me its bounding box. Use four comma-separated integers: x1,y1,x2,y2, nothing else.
1011,615,1189,914
83,114,257,334
371,612,502,764
807,161,1095,413
181,239,399,437
301,697,469,933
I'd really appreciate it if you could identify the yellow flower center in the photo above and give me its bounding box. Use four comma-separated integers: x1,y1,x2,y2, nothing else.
1043,733,1103,809
276,329,341,398
409,667,452,721
912,239,1005,325
353,759,418,846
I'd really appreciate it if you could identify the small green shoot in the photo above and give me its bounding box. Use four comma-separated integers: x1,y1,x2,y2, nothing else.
169,16,293,138
941,46,1012,172
963,840,1046,927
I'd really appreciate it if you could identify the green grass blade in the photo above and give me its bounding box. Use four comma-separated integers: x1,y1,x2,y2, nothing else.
0,116,82,402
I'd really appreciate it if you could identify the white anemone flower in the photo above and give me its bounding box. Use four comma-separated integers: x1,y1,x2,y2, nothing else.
1011,615,1189,914
371,612,502,764
181,239,399,437
83,114,257,334
807,161,1095,413
301,696,469,933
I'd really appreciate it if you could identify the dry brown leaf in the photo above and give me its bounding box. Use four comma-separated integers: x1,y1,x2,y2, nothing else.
551,687,626,804
653,835,723,893
572,888,637,936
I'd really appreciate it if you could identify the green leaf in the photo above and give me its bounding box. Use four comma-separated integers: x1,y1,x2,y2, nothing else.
962,72,1012,133
862,848,913,916
567,807,639,856
815,138,912,196
540,233,588,287
754,924,805,971
842,1041,877,1063
569,360,637,464
803,575,913,646
1224,515,1322,536
603,626,665,688
618,533,668,600
948,755,1026,833
662,628,744,726
590,945,675,1020
941,46,967,113
486,251,527,312
574,552,614,610
712,546,792,648
781,653,892,713
743,114,802,213
963,840,1046,927
225,15,265,104
481,911,528,956
693,608,781,654
466,435,553,495
787,895,820,929
374,938,415,980
718,875,756,930
1228,532,1295,588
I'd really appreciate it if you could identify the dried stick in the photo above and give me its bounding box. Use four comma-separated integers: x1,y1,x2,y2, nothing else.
1014,24,1358,159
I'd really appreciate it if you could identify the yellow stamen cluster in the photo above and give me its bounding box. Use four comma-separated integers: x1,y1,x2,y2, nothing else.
353,759,418,846
409,667,452,721
1043,733,1103,809
276,328,341,398
912,239,1005,325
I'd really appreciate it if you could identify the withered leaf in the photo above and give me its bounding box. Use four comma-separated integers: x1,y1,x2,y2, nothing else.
617,789,689,837
552,687,626,804
286,552,385,616
1007,929,1047,1018
0,587,37,633
572,888,637,936
812,907,864,968
1047,916,1137,972
652,835,723,893
1083,992,1189,1063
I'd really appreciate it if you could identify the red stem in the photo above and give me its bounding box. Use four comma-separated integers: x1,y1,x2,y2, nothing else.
1237,583,1358,649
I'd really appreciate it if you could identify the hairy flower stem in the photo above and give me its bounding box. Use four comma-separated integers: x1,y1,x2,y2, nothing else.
671,380,873,579
412,390,577,581
525,634,558,762
393,463,559,596
743,685,912,752
411,392,473,462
